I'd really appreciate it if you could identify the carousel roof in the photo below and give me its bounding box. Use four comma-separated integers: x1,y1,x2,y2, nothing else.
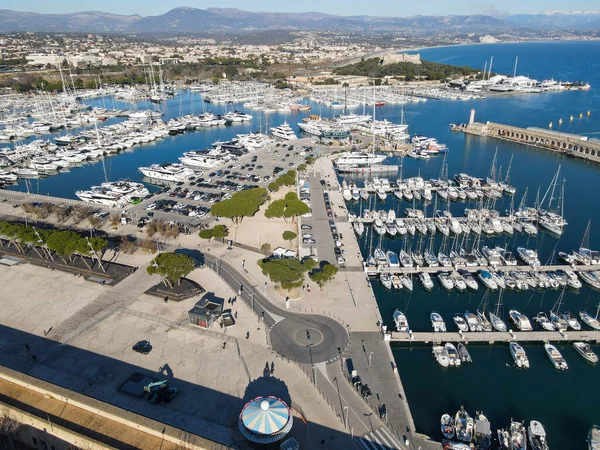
239,396,293,444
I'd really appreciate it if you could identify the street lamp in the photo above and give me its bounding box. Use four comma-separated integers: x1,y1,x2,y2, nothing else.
369,351,374,367
343,405,348,430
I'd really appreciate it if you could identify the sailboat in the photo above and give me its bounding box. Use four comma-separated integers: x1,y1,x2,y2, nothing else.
489,289,508,332
579,219,600,264
550,288,569,331
537,165,568,236
477,290,493,332
579,303,600,331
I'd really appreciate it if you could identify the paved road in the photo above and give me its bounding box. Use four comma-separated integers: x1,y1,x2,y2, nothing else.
203,252,349,365
304,172,337,265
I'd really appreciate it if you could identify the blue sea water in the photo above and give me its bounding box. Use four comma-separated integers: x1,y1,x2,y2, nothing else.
5,40,600,449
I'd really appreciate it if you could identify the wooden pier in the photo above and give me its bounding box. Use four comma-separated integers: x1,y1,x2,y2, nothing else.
390,330,600,344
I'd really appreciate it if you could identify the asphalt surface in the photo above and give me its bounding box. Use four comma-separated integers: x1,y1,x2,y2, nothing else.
303,172,338,265
202,251,349,365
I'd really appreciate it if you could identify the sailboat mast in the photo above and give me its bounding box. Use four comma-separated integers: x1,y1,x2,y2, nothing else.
513,56,518,78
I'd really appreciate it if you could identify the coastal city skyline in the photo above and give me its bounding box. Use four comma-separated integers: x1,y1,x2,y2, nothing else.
2,0,600,17
0,3,599,450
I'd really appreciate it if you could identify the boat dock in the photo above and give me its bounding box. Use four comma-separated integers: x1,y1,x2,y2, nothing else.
462,110,600,164
389,330,600,345
364,263,600,276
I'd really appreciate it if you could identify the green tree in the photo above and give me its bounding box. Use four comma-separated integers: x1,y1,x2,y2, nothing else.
268,181,280,192
212,224,229,242
258,258,312,290
297,163,307,172
260,243,272,255
265,200,286,219
282,231,297,245
45,230,80,262
210,188,268,224
199,228,213,240
309,263,339,288
147,252,195,288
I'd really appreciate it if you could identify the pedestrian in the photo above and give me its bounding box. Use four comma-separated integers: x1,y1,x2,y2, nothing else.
242,259,245,268
307,286,311,293
302,284,305,291
234,311,238,319
246,331,250,339
271,362,275,374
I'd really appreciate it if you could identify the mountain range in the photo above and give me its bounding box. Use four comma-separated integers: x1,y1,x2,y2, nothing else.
0,7,599,34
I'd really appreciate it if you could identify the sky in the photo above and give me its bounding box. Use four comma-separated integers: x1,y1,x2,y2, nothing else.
2,0,599,17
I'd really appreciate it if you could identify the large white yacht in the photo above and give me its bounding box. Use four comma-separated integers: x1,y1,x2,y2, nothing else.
270,122,297,140
179,150,229,169
223,111,253,122
544,343,568,370
139,163,194,182
334,151,386,168
336,113,371,125
76,181,149,207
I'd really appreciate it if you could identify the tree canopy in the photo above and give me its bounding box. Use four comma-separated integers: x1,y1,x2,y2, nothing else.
309,263,339,288
212,224,229,242
282,231,297,244
265,192,309,221
210,188,268,223
333,58,476,80
147,252,195,288
258,257,313,290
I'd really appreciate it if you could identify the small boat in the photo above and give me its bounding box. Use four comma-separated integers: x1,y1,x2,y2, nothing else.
438,272,455,291
573,342,598,365
544,343,568,370
589,425,600,450
474,412,492,449
453,314,469,332
431,312,447,332
510,310,533,331
562,311,581,330
433,345,450,368
477,270,498,290
497,428,511,450
380,272,392,290
464,311,482,332
393,309,409,332
517,246,541,267
528,420,549,450
419,272,434,291
510,342,530,368
445,343,461,367
391,275,402,290
534,312,555,331
454,407,474,443
457,343,472,363
579,308,600,331
510,420,527,450
458,269,478,291
441,413,455,439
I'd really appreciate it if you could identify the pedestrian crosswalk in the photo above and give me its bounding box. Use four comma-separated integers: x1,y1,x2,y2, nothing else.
359,427,405,450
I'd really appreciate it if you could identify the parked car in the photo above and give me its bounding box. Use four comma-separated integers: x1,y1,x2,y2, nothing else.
302,238,316,244
132,340,152,354
301,224,312,230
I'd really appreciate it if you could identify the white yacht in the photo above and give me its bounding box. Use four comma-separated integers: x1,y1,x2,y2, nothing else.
579,310,600,331
544,343,568,370
509,310,533,331
334,151,386,168
453,314,469,332
445,343,461,367
393,309,409,332
430,312,446,332
528,421,549,450
75,180,148,207
419,272,434,291
517,247,541,267
139,163,194,182
223,111,253,122
510,342,530,368
573,342,598,364
270,121,297,140
432,345,450,368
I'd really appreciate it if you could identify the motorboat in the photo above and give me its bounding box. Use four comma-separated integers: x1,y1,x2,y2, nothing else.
424,250,439,267
453,314,469,332
458,269,478,291
419,272,434,291
544,343,568,370
528,420,549,450
563,270,582,289
579,271,600,290
139,163,194,182
433,345,450,368
561,311,581,330
550,311,568,332
510,342,530,368
393,309,409,332
464,311,482,332
497,428,511,450
450,272,467,292
380,272,393,290
270,121,297,140
573,342,598,365
510,310,533,331
386,251,400,268
457,343,472,363
477,270,498,290
517,247,541,267
445,343,461,367
589,425,600,450
441,414,455,440
376,188,387,201
510,420,528,450
534,312,555,331
454,407,474,443
431,312,446,332
438,272,455,291
391,275,402,290
474,412,492,449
